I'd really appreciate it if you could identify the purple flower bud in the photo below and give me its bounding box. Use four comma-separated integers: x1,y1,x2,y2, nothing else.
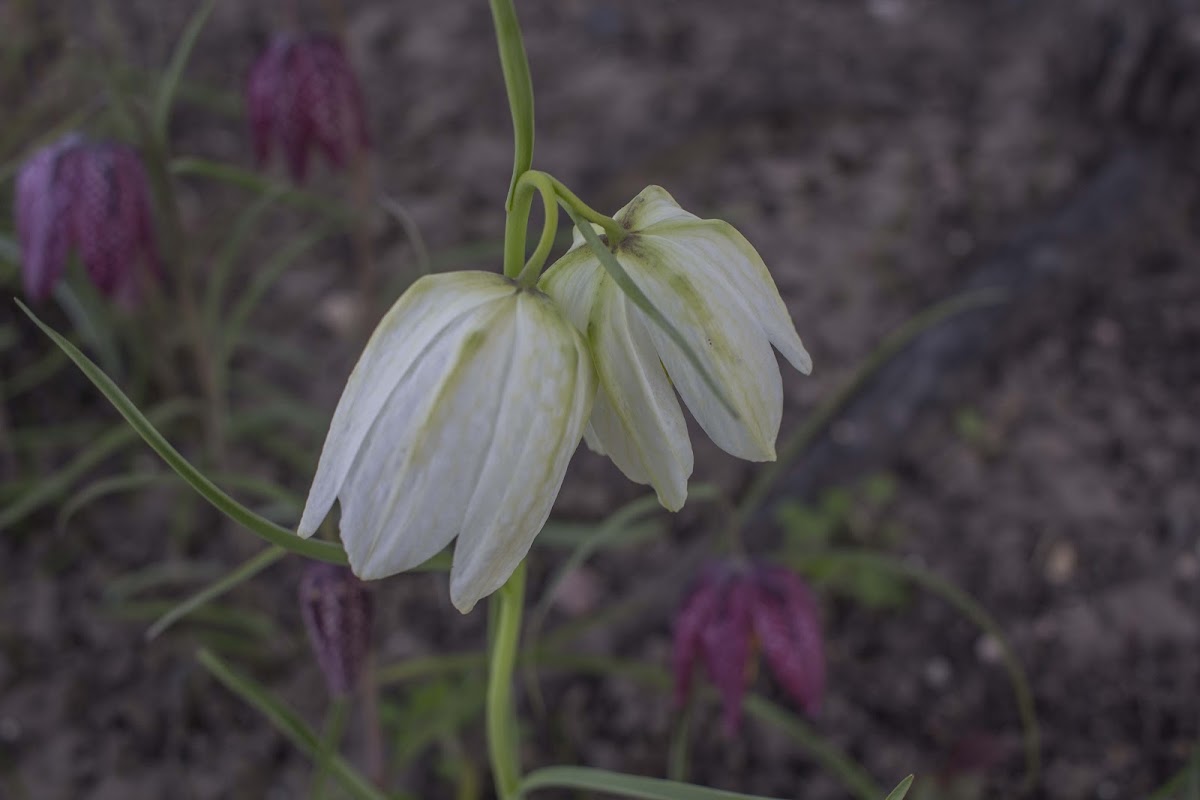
750,563,825,717
247,34,370,182
14,135,161,305
15,135,83,301
299,562,373,696
672,561,825,734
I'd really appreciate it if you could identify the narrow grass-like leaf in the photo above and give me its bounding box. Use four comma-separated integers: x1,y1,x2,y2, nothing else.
883,775,915,800
170,157,350,221
106,561,226,601
153,0,217,144
58,471,169,532
111,601,276,638
534,519,663,550
517,766,783,800
0,403,188,532
16,300,349,563
221,222,336,359
204,187,287,333
197,649,389,800
3,348,69,400
146,545,288,639
778,548,1039,792
54,279,123,380
565,205,739,419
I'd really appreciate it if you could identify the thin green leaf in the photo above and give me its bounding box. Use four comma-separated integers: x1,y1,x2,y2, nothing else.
146,545,288,640
197,649,389,800
153,0,218,145
735,288,1009,529
170,157,350,221
742,696,880,800
106,561,226,601
883,775,915,800
111,601,276,638
203,187,287,333
54,279,123,380
0,403,189,532
2,347,69,400
778,548,1040,792
57,471,169,532
565,205,739,419
221,222,336,359
16,299,348,563
517,766,783,800
534,519,663,550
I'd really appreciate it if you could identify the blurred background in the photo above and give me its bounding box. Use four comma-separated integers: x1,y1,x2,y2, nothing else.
1,0,1198,798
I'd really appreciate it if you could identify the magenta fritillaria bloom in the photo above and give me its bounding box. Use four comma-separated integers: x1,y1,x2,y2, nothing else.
298,562,373,696
15,135,82,300
247,33,370,182
15,135,161,304
673,561,825,734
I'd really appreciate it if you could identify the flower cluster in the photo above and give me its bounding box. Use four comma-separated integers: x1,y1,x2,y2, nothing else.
298,562,374,696
15,135,161,304
299,187,810,612
673,561,825,733
247,33,370,182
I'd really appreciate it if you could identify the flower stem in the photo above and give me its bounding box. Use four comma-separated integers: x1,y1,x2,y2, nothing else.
488,0,535,210
486,560,527,800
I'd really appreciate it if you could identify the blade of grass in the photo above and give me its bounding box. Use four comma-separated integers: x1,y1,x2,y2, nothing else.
146,545,288,639
152,0,217,144
203,186,287,333
517,766,783,800
17,299,348,563
883,775,915,800
170,157,350,221
778,548,1039,793
220,222,336,360
0,402,189,532
197,649,389,800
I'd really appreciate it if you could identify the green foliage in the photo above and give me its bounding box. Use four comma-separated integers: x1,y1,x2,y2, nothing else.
776,474,908,609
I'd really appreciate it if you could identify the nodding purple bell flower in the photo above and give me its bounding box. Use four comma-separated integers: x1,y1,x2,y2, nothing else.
247,33,370,182
299,562,373,696
15,135,160,304
673,561,825,734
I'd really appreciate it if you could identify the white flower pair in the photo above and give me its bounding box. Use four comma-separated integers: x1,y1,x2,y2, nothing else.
298,187,811,612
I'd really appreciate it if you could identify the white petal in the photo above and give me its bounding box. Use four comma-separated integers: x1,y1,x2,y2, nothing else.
616,185,698,230
642,219,811,375
338,290,519,578
449,291,595,612
621,240,783,461
587,279,692,510
538,245,603,330
298,271,515,537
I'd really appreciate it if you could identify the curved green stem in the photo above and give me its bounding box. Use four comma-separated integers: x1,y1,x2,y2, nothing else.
522,170,625,247
487,561,527,800
516,180,560,287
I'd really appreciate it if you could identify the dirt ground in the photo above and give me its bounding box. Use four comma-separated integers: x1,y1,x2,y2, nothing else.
1,0,1198,798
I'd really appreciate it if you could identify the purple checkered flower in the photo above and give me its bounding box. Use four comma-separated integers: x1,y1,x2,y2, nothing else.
247,33,370,182
299,562,373,696
673,561,825,734
15,135,161,304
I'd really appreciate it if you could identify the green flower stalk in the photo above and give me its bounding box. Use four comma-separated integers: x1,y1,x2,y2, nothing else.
541,186,812,511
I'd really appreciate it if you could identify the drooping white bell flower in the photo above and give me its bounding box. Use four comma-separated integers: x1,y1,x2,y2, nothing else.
540,186,811,512
298,271,596,613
